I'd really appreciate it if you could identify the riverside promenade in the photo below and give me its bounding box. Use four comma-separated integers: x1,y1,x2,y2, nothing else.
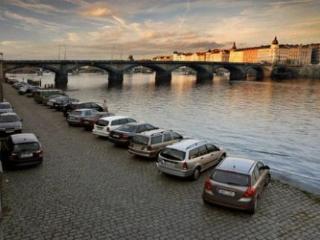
1,84,320,240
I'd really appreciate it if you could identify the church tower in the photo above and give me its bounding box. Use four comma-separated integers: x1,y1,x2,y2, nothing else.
270,36,279,64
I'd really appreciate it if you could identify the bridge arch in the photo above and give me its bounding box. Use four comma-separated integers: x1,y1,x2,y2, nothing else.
122,63,170,84
4,64,59,75
213,64,245,81
244,66,264,80
168,63,213,82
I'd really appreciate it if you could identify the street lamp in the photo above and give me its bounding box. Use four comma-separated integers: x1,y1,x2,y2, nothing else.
0,52,4,101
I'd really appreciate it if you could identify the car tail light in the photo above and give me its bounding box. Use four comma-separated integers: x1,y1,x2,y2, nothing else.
182,161,188,170
34,150,43,158
9,153,17,160
204,178,212,191
243,186,256,197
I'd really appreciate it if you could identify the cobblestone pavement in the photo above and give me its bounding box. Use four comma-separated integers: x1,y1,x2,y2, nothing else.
1,84,320,240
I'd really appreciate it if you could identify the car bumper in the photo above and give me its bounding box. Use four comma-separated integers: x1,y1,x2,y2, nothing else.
0,129,22,136
156,163,193,177
9,158,43,167
109,137,129,145
67,120,82,126
202,190,253,211
92,129,110,137
128,148,157,158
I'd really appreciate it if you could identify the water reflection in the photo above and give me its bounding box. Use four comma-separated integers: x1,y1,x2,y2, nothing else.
7,72,320,194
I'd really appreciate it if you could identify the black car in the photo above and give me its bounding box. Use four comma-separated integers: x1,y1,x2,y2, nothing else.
62,102,104,117
1,133,43,167
109,122,158,146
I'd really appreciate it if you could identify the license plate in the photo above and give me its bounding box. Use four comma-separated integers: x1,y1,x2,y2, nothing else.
218,189,235,197
112,134,119,138
5,130,14,133
84,121,89,124
21,153,33,158
97,126,103,130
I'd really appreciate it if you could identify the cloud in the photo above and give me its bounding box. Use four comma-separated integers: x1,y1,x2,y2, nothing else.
81,6,112,18
3,10,56,30
5,0,65,15
1,0,320,59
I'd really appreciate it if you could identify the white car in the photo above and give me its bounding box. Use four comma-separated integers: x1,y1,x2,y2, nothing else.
156,139,226,180
92,116,136,137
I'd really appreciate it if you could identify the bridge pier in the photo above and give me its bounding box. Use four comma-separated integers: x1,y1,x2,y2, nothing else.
155,71,171,85
54,71,68,89
108,71,124,87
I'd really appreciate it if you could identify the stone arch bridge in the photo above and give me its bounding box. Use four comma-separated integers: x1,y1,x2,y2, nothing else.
1,60,269,88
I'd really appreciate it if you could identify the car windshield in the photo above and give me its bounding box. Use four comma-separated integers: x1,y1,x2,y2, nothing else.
14,142,40,152
211,170,250,187
132,135,149,145
117,125,137,133
0,103,11,109
160,148,186,161
0,115,19,122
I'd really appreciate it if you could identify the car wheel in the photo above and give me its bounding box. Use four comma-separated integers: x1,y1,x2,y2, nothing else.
192,167,201,180
248,198,258,214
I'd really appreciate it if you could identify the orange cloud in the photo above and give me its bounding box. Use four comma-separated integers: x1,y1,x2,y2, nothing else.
82,6,112,18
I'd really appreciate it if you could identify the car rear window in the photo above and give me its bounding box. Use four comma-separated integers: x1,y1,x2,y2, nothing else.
96,120,109,126
71,111,82,116
0,115,19,122
0,103,11,109
14,142,40,152
117,124,137,133
211,170,250,187
132,135,149,145
160,148,186,161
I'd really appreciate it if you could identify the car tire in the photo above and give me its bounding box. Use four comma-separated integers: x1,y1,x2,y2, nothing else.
248,198,258,214
192,167,201,180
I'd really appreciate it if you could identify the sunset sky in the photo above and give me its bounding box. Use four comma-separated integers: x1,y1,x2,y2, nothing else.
1,0,320,59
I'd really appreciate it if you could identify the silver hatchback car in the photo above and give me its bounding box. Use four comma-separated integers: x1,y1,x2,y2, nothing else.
156,139,226,180
202,157,271,214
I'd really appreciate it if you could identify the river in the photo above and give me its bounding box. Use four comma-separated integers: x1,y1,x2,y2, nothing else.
7,72,320,194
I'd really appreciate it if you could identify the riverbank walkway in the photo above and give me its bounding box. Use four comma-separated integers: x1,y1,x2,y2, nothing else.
1,84,320,240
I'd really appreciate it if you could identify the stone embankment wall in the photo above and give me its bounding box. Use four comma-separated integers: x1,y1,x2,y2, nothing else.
298,65,320,79
271,65,320,80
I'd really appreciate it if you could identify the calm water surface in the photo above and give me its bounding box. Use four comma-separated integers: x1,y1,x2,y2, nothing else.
10,73,320,194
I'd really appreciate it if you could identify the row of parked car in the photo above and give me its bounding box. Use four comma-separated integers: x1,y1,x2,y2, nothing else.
7,79,271,214
0,100,43,168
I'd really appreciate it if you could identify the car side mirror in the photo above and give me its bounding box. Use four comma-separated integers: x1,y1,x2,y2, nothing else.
259,165,270,170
